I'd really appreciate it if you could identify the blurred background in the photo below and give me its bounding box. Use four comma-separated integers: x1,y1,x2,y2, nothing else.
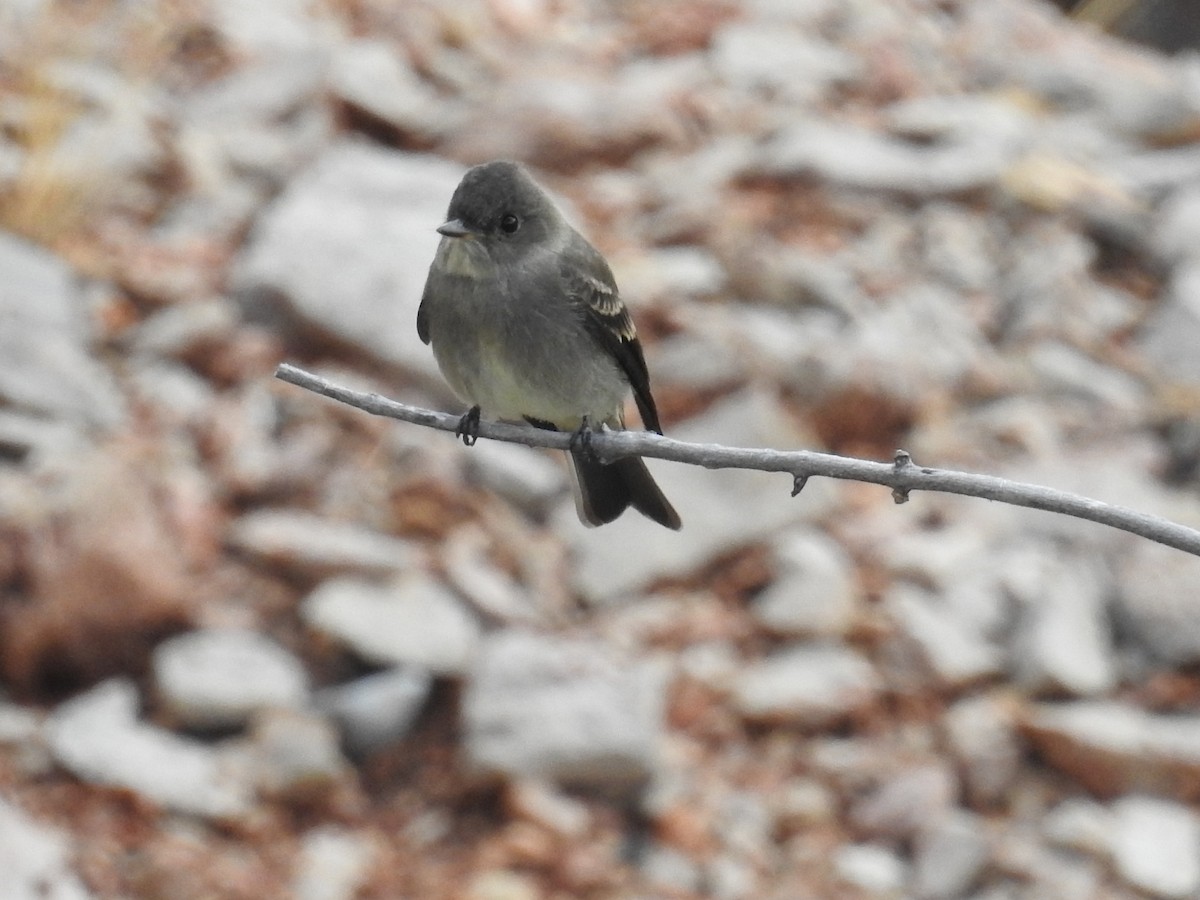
3,0,1200,897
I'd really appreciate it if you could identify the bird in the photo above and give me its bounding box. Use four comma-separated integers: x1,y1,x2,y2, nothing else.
417,160,681,529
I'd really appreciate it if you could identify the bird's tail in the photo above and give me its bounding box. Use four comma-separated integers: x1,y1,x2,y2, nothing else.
569,451,681,530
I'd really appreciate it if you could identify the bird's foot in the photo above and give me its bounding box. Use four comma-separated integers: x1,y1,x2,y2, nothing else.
568,416,597,462
456,405,482,446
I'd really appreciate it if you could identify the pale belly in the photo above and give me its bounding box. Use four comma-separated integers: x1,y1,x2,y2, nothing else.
433,329,627,430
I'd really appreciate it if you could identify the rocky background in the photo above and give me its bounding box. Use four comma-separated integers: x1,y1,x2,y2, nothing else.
4,0,1200,897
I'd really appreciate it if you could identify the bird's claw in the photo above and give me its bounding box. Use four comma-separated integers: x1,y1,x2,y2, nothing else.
568,416,596,461
456,405,482,446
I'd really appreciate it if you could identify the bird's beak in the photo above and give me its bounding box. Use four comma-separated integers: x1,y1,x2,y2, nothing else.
436,219,474,238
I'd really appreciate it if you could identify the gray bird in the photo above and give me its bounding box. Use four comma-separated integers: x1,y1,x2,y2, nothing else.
417,160,681,529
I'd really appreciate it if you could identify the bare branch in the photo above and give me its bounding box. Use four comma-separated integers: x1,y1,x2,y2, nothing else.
276,362,1200,558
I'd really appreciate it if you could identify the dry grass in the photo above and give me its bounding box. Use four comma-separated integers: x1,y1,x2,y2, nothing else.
0,1,220,252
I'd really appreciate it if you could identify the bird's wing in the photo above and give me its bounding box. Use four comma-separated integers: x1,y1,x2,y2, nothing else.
416,282,432,345
562,244,663,434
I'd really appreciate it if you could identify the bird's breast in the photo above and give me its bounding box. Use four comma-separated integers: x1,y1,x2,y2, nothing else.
435,236,491,280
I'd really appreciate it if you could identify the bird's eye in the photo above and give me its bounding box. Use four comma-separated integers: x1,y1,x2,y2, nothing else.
500,214,520,234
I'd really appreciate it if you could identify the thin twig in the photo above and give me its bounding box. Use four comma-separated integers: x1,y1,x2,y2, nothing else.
276,362,1200,558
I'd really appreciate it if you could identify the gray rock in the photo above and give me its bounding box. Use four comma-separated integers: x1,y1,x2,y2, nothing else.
463,870,541,900
758,119,1018,197
996,222,1103,345
449,57,704,167
911,809,990,900
461,441,567,521
1118,144,1200,195
770,777,837,831
0,702,39,744
751,530,858,637
649,330,746,393
787,283,989,405
1023,701,1200,799
641,844,702,895
715,790,772,860
0,797,92,900
153,628,310,730
1137,264,1200,388
227,509,417,579
1111,795,1200,899
849,763,957,841
833,843,908,894
248,708,348,802
943,693,1021,807
611,246,727,304
1026,342,1146,413
125,360,216,429
1115,540,1200,664
329,38,460,141
186,53,327,127
47,86,165,200
302,575,481,675
706,854,757,900
441,527,542,624
1042,798,1115,857
0,232,124,427
1153,183,1200,264
1007,548,1115,697
733,644,879,727
917,202,1001,293
462,629,666,788
0,409,86,462
46,679,250,818
292,826,378,900
128,297,241,360
884,583,1004,688
710,21,861,103
567,388,839,605
504,779,591,838
208,0,331,54
231,142,462,383
315,667,432,755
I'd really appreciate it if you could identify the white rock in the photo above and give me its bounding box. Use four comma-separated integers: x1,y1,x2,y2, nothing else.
463,629,666,788
1042,798,1115,857
943,693,1021,807
46,679,250,818
1116,540,1200,665
760,120,1018,197
911,809,990,899
293,826,378,900
751,530,858,637
884,583,1004,687
733,644,879,727
154,628,310,730
641,844,702,894
208,0,330,54
228,510,417,579
0,233,125,427
1023,701,1200,798
231,143,463,385
329,39,457,140
315,668,432,755
249,708,348,801
302,575,481,675
462,442,567,521
711,22,861,103
834,843,908,894
849,764,957,840
1007,548,1115,696
1112,795,1200,898
0,797,92,900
